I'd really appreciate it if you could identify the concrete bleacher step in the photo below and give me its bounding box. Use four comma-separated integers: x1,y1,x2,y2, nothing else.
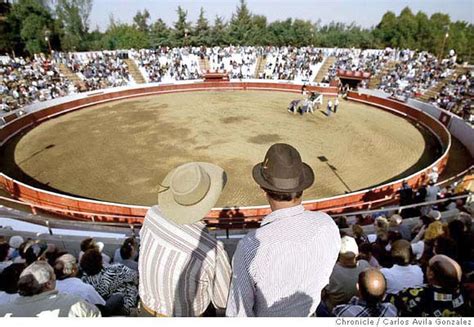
314,56,336,83
123,59,146,84
254,56,266,78
58,63,86,91
419,65,468,102
368,60,398,89
198,57,210,73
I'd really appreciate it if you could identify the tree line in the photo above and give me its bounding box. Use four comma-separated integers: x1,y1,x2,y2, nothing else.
1,0,473,62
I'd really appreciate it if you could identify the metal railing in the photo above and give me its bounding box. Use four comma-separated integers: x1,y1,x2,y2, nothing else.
1,192,471,239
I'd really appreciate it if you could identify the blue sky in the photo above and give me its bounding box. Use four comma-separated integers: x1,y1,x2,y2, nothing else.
89,0,474,31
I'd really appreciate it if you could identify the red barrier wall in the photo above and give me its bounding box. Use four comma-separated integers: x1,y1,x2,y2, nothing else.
0,84,450,226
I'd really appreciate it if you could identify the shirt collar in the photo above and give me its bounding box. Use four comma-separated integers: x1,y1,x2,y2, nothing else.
261,204,305,226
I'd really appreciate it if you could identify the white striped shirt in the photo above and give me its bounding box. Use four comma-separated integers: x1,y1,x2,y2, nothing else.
226,205,341,317
138,206,232,317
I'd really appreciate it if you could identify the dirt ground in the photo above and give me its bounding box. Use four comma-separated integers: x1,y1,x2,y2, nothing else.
1,90,445,207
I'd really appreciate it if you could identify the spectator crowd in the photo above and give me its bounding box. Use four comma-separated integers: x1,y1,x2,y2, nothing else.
1,46,471,122
0,54,75,112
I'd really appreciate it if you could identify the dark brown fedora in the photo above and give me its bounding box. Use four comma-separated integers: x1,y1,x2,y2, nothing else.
252,143,314,193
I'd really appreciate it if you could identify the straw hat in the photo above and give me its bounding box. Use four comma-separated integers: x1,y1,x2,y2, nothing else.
158,162,227,225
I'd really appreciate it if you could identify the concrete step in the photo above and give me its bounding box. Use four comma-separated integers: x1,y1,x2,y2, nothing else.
123,59,146,84
314,56,336,83
255,56,266,78
199,57,210,73
58,63,86,91
368,60,398,89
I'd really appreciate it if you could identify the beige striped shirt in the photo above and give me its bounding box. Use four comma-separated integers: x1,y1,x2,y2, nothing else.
138,206,232,317
226,205,341,317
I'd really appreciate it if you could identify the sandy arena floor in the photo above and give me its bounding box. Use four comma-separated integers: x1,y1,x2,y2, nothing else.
1,90,441,207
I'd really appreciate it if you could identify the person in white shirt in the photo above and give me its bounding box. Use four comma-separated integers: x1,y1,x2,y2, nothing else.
334,97,340,113
327,100,333,116
428,167,439,184
380,240,423,294
54,254,105,306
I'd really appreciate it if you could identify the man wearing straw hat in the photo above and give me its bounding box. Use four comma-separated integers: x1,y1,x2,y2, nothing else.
138,162,231,317
226,143,341,317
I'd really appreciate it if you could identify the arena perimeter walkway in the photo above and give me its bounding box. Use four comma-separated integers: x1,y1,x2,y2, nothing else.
1,90,443,207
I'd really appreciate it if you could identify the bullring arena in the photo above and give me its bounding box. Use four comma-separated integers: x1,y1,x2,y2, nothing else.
0,81,472,225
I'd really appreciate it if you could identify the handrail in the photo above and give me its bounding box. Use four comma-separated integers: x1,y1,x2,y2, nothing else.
1,191,471,226
329,193,471,218
1,193,470,239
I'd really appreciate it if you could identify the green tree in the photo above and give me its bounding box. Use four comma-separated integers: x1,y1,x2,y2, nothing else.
133,9,150,33
268,19,293,46
228,0,253,45
171,6,191,47
248,14,268,45
372,11,397,47
447,21,473,62
55,0,93,51
6,0,56,55
412,11,431,51
192,7,210,46
210,15,228,46
429,13,451,57
291,19,315,46
149,18,170,48
395,7,417,49
103,23,149,49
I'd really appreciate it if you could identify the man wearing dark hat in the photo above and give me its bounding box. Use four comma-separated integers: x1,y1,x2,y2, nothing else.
138,162,231,317
226,143,341,317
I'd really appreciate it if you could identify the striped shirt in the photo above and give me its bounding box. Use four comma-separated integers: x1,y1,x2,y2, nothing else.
138,206,232,317
333,297,398,317
226,205,341,317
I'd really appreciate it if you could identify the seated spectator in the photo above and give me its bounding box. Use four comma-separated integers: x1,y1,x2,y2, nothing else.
0,261,100,317
14,240,48,265
358,243,380,268
113,237,138,271
54,254,105,307
80,249,138,315
0,242,12,273
335,216,349,229
7,235,24,261
321,236,370,313
389,214,411,241
390,255,471,316
0,263,25,305
367,216,390,243
411,221,445,262
356,214,373,226
352,224,368,245
448,219,473,269
433,236,458,262
333,268,397,317
380,240,423,294
370,230,392,268
79,238,111,266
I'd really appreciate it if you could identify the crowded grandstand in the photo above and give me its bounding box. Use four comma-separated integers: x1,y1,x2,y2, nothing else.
0,0,473,320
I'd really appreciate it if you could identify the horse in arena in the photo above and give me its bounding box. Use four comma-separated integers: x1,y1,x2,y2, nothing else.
288,92,323,115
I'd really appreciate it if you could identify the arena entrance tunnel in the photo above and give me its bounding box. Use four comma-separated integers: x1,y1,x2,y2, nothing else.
0,81,454,228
